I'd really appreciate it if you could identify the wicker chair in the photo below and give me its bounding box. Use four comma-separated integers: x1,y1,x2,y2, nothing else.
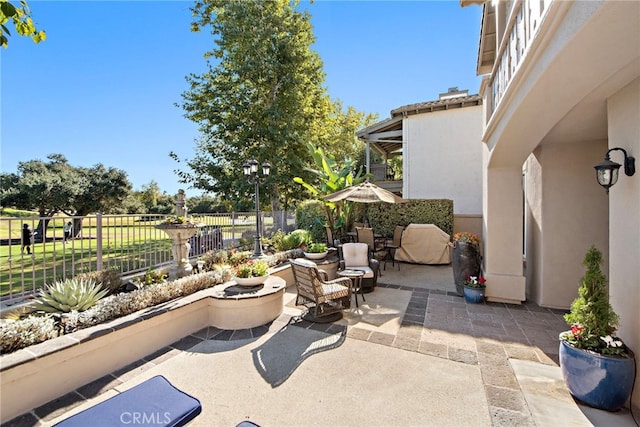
291,258,352,322
339,242,380,292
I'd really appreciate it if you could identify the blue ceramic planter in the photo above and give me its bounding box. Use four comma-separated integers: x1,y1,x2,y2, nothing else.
463,285,485,304
559,338,636,411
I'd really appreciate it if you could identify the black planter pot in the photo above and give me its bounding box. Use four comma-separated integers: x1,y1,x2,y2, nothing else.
451,241,481,296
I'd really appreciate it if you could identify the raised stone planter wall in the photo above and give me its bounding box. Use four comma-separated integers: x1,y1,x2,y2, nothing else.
1,263,296,423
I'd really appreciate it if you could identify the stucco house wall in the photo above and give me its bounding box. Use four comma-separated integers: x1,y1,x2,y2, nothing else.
471,0,639,410
525,140,609,309
607,78,640,408
404,104,483,216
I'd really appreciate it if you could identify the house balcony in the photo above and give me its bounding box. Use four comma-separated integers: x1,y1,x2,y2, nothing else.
370,163,403,194
480,0,555,125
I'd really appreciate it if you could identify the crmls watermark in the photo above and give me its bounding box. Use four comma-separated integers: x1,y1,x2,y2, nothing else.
120,411,172,424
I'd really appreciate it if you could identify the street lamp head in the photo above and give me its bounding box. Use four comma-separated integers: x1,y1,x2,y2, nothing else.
262,162,271,176
243,161,251,177
249,159,259,174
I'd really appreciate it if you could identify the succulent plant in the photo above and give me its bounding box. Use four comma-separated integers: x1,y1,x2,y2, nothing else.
31,278,109,313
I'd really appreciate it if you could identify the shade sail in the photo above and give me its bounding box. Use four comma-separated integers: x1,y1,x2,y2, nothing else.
324,181,407,204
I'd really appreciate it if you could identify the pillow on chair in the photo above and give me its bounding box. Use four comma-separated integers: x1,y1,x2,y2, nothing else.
342,243,369,268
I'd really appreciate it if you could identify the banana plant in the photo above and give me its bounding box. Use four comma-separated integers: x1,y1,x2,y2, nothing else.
293,143,366,239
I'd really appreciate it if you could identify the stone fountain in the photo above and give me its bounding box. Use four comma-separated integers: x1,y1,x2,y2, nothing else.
155,190,204,280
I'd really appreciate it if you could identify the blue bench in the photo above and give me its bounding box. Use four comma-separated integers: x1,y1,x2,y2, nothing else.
55,376,201,427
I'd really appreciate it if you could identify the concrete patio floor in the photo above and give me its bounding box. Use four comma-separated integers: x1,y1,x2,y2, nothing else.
4,263,637,427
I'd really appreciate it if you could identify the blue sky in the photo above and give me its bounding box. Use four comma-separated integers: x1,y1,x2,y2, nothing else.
1,1,482,198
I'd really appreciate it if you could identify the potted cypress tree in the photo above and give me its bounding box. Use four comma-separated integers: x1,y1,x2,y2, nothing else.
559,245,635,411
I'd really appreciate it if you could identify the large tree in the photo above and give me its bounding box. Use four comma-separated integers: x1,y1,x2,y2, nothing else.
315,99,378,164
176,0,330,217
64,164,132,235
1,154,131,238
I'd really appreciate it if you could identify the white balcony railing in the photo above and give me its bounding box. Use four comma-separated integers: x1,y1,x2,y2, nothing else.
486,0,554,120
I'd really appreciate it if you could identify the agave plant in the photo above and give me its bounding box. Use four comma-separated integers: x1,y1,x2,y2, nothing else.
31,278,109,313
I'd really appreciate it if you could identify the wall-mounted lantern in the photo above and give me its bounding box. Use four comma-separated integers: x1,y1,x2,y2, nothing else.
594,147,635,193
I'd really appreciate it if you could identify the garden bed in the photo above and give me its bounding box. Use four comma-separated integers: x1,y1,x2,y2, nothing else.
0,264,294,423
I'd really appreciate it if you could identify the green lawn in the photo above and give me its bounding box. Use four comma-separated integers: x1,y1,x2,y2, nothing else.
0,213,271,297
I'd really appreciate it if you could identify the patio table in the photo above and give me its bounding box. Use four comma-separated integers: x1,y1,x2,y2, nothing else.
338,269,365,308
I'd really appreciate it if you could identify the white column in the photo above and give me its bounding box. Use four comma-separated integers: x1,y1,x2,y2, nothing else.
483,165,526,303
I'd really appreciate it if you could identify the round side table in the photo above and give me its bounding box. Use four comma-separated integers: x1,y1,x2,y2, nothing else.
338,269,365,308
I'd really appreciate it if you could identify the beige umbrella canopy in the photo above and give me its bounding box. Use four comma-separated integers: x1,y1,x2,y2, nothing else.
324,180,408,204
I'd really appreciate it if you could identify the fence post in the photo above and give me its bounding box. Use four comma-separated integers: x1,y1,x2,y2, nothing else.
231,212,236,244
96,213,103,272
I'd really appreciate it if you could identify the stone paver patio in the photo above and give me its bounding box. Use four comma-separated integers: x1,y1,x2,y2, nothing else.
3,265,636,427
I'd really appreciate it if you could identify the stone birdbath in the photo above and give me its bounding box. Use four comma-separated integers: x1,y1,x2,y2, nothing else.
155,190,204,280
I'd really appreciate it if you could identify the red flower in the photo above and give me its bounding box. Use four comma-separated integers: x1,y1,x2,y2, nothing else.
571,324,583,336
478,276,486,284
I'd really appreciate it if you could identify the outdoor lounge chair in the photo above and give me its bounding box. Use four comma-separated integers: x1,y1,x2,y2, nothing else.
339,242,380,292
291,258,352,322
54,375,201,427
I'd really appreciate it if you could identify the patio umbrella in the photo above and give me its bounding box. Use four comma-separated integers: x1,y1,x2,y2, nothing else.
324,180,408,204
324,180,407,228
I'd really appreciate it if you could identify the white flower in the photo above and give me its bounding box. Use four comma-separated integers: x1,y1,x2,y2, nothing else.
600,335,623,348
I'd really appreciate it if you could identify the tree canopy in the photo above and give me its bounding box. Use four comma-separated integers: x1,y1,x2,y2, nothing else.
0,154,131,217
176,0,377,212
0,0,46,48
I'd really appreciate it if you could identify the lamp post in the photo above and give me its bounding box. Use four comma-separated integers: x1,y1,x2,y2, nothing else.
243,159,271,258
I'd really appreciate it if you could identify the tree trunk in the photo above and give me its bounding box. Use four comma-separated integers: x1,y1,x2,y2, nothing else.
34,218,50,243
72,218,83,239
270,186,284,233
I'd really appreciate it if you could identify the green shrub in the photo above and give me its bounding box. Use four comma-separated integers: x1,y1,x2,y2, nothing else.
134,269,167,287
228,250,251,266
368,199,454,237
281,229,312,250
265,229,288,251
306,242,328,253
199,249,228,271
75,268,122,295
31,278,109,313
296,200,327,243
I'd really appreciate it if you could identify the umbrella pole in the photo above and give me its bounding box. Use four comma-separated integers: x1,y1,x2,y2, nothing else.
364,204,369,227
